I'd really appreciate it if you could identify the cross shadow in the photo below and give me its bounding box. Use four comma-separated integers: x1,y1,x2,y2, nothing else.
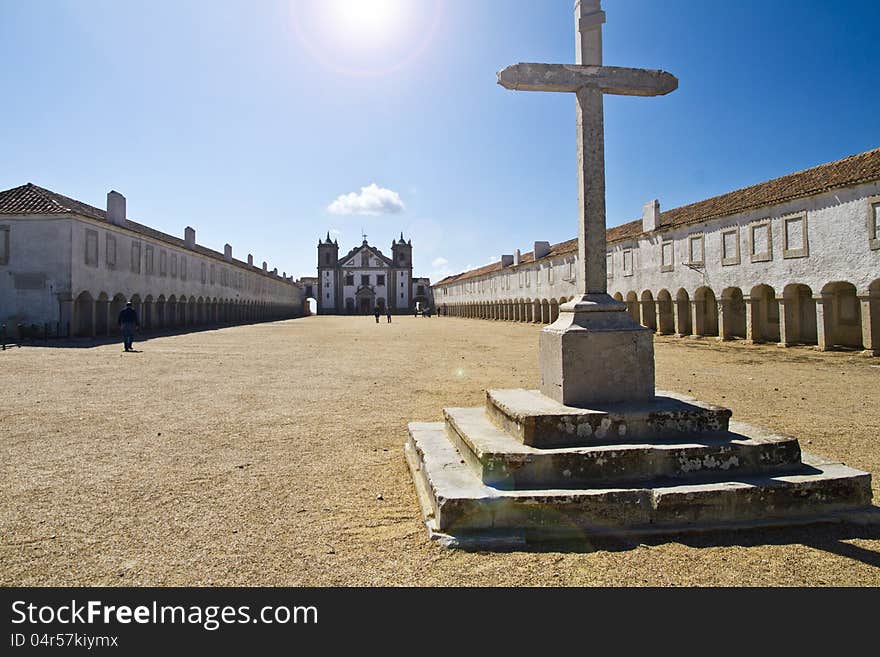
452,509,880,567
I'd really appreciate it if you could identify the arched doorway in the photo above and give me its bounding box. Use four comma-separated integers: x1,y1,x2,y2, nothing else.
110,294,127,334
781,284,817,346
625,292,639,324
640,291,656,330
74,291,95,337
675,289,691,336
749,284,780,343
95,293,110,335
656,289,674,335
356,286,375,314
818,281,862,350
693,287,718,337
720,287,746,340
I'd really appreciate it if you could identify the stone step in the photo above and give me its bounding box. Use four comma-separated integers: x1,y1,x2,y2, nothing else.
486,388,732,448
444,407,803,489
405,422,873,544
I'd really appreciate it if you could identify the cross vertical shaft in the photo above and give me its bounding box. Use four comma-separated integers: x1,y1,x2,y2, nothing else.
496,0,677,406
575,0,607,296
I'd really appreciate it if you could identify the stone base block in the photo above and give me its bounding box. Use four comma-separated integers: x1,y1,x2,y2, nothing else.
539,306,655,406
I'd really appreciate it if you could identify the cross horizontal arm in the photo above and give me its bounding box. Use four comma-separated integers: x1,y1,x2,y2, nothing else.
497,63,678,97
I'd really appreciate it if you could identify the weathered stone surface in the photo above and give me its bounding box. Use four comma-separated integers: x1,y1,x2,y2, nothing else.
444,406,801,489
406,422,873,541
539,306,656,406
487,388,731,448
497,63,678,96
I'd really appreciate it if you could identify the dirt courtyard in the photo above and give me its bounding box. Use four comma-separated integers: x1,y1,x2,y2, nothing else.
2,315,878,586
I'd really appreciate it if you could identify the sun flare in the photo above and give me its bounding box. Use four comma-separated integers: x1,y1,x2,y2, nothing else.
291,0,443,77
324,0,407,44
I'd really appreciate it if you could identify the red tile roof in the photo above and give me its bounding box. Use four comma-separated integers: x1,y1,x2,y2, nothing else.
0,183,298,285
435,146,880,285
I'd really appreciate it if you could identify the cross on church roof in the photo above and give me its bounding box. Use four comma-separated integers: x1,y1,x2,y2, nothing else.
497,0,677,303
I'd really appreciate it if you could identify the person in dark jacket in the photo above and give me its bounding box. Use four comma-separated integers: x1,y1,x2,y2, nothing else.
386,309,392,323
118,301,140,352
374,308,380,323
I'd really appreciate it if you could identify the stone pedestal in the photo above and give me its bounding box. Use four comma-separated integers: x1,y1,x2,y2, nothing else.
405,388,874,548
539,294,654,406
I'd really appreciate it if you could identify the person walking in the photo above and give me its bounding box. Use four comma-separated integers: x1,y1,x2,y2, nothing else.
374,308,380,324
386,309,392,323
118,301,140,352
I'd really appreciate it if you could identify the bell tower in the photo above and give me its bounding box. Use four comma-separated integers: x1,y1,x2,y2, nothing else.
391,232,413,311
391,232,412,268
317,232,339,314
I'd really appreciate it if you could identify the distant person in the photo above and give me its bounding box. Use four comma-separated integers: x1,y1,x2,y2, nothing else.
386,309,392,323
117,301,140,352
374,308,380,323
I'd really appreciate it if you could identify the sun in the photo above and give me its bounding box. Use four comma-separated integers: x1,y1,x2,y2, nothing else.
290,0,443,77
324,0,407,44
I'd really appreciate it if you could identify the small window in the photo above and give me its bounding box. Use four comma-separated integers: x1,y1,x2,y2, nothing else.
868,196,880,250
170,253,178,278
417,285,425,295
361,275,370,286
201,262,207,284
345,274,354,286
181,256,187,280
0,226,9,265
130,241,141,273
324,253,330,265
721,228,740,266
398,253,405,263
159,250,168,277
547,264,554,284
145,245,154,274
377,275,385,286
85,229,99,266
622,249,634,276
105,234,117,268
782,213,809,258
210,264,216,284
688,234,704,266
750,221,772,262
400,292,404,299
660,241,674,272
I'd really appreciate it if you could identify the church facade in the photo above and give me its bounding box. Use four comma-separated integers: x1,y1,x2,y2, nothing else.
315,233,432,315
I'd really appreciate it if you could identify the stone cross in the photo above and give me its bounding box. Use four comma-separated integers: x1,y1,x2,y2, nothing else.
498,0,677,301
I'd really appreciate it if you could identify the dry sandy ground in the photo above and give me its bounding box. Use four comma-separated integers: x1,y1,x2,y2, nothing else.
2,316,878,586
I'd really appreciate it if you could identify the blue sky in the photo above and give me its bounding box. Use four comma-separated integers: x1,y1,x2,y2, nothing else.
1,1,877,282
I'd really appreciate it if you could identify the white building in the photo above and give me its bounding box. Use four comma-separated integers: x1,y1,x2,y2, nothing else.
316,233,433,314
434,147,880,355
0,183,304,337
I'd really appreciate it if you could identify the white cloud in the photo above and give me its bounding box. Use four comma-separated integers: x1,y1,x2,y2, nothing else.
329,228,342,239
431,257,448,268
327,183,405,216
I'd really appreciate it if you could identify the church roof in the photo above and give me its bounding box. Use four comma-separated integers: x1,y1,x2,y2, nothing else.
0,183,298,285
336,241,395,268
435,145,880,286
